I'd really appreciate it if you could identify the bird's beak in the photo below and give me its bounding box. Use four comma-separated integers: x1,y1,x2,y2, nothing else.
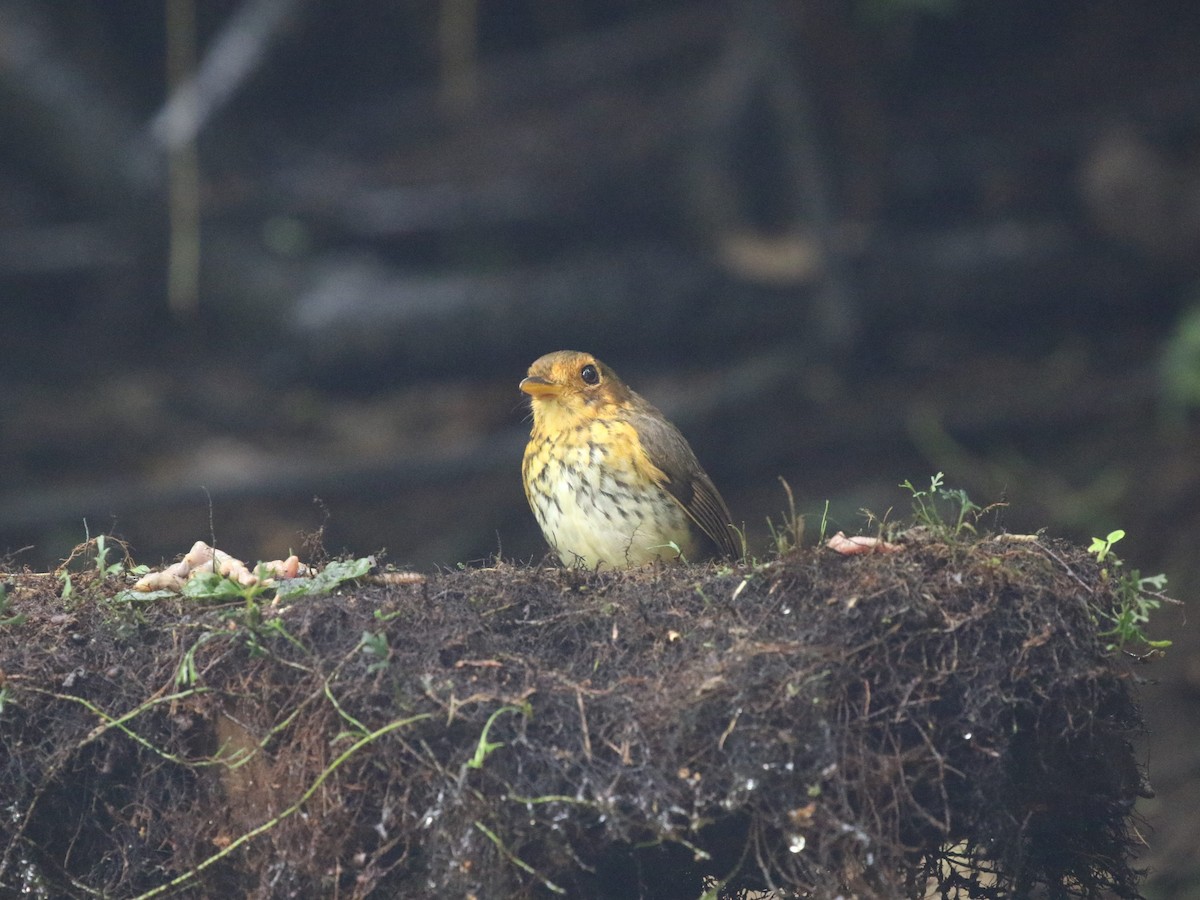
520,376,561,398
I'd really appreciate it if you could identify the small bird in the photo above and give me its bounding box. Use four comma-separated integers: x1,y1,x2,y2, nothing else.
520,350,737,568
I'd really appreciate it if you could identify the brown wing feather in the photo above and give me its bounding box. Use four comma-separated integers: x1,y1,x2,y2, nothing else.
626,399,737,559
682,469,739,558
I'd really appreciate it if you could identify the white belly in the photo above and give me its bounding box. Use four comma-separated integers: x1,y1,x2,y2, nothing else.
527,439,695,569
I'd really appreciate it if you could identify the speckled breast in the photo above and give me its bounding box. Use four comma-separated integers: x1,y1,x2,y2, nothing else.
522,420,695,568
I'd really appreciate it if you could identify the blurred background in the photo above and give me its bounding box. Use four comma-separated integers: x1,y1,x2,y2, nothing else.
1,0,1198,893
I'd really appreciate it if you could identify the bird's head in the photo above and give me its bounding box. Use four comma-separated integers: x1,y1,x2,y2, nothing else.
520,350,631,431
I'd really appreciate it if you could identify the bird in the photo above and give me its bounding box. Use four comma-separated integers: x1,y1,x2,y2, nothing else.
520,350,737,569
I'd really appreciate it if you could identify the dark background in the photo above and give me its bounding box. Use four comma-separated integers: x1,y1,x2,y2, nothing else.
1,0,1198,893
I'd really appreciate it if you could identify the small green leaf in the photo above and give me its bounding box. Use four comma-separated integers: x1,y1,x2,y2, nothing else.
183,571,246,602
111,588,177,605
359,630,391,674
276,557,372,601
468,704,529,770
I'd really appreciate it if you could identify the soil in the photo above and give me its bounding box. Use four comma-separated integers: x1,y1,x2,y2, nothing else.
0,534,1153,898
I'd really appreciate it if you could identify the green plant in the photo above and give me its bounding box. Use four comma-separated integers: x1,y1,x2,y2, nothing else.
176,632,223,688
72,533,145,580
0,582,25,628
654,540,686,563
901,472,993,537
92,535,126,578
275,557,371,601
57,534,148,606
359,630,390,674
183,568,274,605
468,704,530,770
109,588,175,608
765,477,804,555
159,557,373,681
1100,568,1172,653
1087,530,1172,652
1088,529,1124,563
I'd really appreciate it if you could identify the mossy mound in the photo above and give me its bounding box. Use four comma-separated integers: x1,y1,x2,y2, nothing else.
0,533,1150,898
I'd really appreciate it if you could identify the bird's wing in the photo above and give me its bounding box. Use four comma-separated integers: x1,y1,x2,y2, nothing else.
630,407,738,559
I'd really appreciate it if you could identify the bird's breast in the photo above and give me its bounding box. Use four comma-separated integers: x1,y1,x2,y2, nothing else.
522,418,695,568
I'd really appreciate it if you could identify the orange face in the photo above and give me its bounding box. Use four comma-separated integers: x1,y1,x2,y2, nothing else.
519,351,631,431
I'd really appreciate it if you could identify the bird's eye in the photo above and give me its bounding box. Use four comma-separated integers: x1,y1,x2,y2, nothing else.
580,364,600,385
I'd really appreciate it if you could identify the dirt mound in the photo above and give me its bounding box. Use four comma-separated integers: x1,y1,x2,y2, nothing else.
0,534,1151,898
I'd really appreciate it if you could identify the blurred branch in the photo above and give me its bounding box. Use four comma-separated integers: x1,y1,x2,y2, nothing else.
0,2,159,203
151,0,312,314
165,0,201,316
439,0,479,113
149,0,311,150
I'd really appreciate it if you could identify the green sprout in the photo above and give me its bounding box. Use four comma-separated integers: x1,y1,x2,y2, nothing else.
359,631,391,674
0,582,25,628
468,704,531,770
1084,529,1173,652
1088,529,1125,564
93,535,126,578
900,472,988,537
